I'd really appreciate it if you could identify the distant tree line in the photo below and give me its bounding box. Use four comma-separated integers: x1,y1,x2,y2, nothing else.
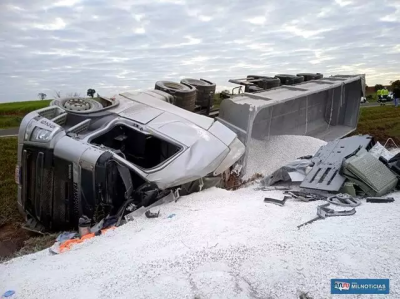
373,80,400,92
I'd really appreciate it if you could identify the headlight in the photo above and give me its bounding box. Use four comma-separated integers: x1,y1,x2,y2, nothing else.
24,120,35,141
30,127,52,142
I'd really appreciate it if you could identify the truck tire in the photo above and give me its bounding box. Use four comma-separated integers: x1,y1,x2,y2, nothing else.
180,78,216,108
297,73,324,81
274,74,304,85
247,75,281,90
155,81,197,111
50,98,104,112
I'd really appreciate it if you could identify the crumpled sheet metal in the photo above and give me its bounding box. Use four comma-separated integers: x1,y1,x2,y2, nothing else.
146,114,245,189
260,159,313,186
300,135,374,192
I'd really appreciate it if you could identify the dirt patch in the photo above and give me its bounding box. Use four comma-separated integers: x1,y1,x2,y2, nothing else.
0,223,31,259
224,172,263,190
16,234,57,258
0,223,57,261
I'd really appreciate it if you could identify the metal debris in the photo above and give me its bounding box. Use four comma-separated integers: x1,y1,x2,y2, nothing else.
366,197,395,203
300,135,374,192
284,191,326,202
297,203,356,229
145,210,160,218
264,196,291,207
255,186,292,191
326,194,361,207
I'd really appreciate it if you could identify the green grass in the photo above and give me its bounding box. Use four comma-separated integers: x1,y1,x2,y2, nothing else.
0,115,24,129
213,92,223,108
366,93,378,102
0,100,51,115
355,106,400,144
0,137,22,226
0,100,51,129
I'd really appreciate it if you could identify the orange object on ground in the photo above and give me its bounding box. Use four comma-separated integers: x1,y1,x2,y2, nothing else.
59,227,115,253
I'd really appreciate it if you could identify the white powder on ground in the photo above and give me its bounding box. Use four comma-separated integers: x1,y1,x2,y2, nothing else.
243,135,327,180
2,187,400,299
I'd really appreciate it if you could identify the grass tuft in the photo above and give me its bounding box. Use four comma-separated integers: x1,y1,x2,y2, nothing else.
15,234,58,257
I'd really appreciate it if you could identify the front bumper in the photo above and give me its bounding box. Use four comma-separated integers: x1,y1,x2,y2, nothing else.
18,145,77,231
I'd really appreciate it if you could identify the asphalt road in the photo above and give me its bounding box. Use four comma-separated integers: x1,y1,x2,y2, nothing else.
0,127,19,137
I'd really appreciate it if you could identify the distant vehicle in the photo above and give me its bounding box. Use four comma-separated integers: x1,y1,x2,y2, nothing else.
361,97,367,103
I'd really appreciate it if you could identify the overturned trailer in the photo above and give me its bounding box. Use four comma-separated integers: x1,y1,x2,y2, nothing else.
217,75,363,176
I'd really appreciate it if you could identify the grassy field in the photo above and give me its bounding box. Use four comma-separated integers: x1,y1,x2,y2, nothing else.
0,137,21,226
0,100,51,129
0,100,51,115
0,115,24,129
355,106,400,145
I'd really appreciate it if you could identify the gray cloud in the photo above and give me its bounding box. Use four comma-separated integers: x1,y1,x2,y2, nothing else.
0,0,399,101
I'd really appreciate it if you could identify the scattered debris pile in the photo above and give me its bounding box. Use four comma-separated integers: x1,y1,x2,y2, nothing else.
262,134,400,197
300,135,374,192
260,134,399,228
49,189,179,254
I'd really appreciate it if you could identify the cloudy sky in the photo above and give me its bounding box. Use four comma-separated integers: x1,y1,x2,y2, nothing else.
0,0,399,102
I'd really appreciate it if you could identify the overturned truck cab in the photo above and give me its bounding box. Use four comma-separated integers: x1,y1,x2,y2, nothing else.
16,91,245,232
